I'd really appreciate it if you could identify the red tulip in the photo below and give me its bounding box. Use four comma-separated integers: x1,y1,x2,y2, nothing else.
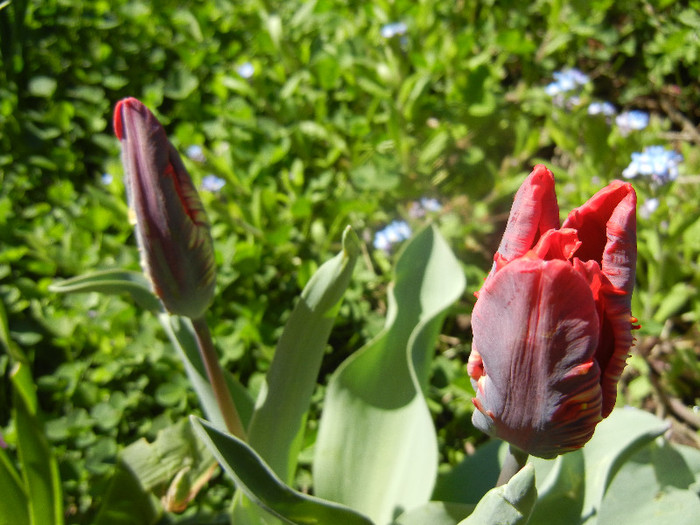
114,98,216,319
468,165,637,458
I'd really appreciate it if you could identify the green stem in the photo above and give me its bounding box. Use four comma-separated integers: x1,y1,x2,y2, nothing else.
496,444,529,487
191,316,247,441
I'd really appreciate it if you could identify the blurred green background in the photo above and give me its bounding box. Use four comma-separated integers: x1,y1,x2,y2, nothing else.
1,0,699,522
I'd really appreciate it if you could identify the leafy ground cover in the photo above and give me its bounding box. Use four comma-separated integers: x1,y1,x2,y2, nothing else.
1,0,699,522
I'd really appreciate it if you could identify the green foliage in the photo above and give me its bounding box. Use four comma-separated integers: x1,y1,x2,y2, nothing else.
313,226,466,524
1,0,699,522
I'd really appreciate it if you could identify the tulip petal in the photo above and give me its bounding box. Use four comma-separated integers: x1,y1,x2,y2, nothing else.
563,181,636,416
562,180,637,295
495,165,560,265
470,257,603,458
572,259,634,417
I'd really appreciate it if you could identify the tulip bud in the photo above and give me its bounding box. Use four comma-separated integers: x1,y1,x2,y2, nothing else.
114,97,216,319
468,165,637,459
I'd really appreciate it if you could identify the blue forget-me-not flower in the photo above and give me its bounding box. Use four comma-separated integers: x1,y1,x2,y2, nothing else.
622,145,683,186
202,174,226,193
373,220,412,253
615,110,650,135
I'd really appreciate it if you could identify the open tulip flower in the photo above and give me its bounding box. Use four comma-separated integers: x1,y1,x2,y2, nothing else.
114,97,216,320
468,165,637,459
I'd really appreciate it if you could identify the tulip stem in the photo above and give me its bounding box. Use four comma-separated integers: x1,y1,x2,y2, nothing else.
496,444,529,487
191,316,247,441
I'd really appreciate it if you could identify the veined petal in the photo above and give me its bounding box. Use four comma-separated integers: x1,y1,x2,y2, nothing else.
470,257,603,458
495,165,560,264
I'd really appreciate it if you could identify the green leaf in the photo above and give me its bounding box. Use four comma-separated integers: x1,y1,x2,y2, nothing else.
528,451,585,525
246,226,359,483
393,502,475,525
12,369,63,525
597,439,700,525
93,459,161,525
190,417,374,525
0,447,29,525
314,225,466,524
458,464,537,525
119,418,215,493
580,407,670,524
49,269,162,312
433,439,501,505
28,76,57,97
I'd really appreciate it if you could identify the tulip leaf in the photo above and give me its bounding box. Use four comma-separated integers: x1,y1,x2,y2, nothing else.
95,418,214,524
245,226,360,483
313,225,466,524
392,502,475,525
92,458,161,525
580,407,670,524
596,439,700,525
432,439,501,505
48,269,162,312
528,450,585,525
12,363,64,525
457,464,537,525
190,417,374,525
0,446,30,525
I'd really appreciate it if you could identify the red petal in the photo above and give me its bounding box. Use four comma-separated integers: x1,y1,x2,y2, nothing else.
562,180,637,295
470,256,603,458
495,165,560,264
572,259,634,417
531,228,581,261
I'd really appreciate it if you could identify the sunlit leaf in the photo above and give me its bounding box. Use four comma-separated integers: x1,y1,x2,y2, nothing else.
314,225,466,524
191,417,373,525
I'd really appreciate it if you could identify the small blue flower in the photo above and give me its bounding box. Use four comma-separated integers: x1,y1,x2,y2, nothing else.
201,174,226,193
420,197,441,212
639,198,660,219
373,220,412,252
186,145,206,163
408,197,442,218
237,62,255,79
622,146,682,185
588,101,616,117
615,110,649,134
545,68,589,96
381,21,407,39
101,173,113,185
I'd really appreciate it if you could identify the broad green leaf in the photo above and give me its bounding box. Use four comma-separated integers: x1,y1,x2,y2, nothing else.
12,370,63,525
433,439,501,505
93,459,161,525
528,450,585,525
0,447,29,525
190,417,374,525
580,407,670,524
49,269,162,312
95,418,215,523
392,502,475,525
246,226,360,483
160,314,254,432
458,464,537,525
119,419,216,493
597,439,700,525
676,443,700,485
314,225,466,524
